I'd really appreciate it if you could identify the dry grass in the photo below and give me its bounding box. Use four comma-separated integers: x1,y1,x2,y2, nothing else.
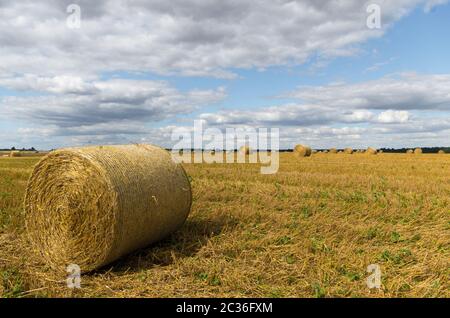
0,154,449,298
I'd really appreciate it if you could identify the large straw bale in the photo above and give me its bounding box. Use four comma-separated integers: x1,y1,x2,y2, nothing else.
239,146,251,155
294,144,312,157
344,148,353,154
25,144,192,272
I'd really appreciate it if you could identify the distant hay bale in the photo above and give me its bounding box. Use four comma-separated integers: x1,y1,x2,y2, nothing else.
438,150,446,154
239,146,251,155
9,151,21,157
414,148,423,155
366,147,378,155
25,144,192,272
294,144,312,157
406,149,414,154
344,148,353,154
329,148,338,154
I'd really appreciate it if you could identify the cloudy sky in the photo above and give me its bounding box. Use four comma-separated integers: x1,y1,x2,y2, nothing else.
1,0,450,149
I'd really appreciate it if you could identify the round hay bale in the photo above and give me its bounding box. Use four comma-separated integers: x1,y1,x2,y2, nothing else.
25,144,192,272
9,151,21,157
414,148,423,155
406,149,414,154
366,147,378,155
294,144,312,157
438,150,446,154
344,148,353,154
239,146,251,155
329,148,338,154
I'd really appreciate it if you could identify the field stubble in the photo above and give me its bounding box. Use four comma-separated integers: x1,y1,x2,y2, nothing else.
0,153,448,297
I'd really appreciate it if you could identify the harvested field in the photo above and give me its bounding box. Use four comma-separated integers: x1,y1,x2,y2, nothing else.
0,153,449,298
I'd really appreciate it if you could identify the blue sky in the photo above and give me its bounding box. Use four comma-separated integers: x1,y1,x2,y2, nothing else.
1,1,450,149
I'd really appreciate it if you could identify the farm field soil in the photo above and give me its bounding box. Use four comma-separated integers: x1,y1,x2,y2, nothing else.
0,153,449,297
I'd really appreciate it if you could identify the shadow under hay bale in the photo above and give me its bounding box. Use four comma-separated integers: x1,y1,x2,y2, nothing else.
104,215,238,273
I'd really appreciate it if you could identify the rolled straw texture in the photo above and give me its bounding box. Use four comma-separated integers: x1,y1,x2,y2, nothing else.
25,144,192,272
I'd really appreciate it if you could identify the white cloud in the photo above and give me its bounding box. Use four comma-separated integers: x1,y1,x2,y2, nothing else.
0,0,437,78
377,110,410,123
286,73,450,110
424,0,449,12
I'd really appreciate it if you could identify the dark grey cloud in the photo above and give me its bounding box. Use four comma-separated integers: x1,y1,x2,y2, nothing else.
0,76,226,130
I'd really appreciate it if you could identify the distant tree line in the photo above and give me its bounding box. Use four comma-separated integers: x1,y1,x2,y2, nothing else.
0,147,37,151
380,147,449,154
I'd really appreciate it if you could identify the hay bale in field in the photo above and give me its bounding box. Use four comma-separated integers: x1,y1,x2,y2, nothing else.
9,151,21,157
406,149,414,154
239,146,251,155
366,147,378,155
25,144,192,272
438,150,446,154
294,144,312,157
329,148,338,154
344,148,353,154
414,148,423,154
